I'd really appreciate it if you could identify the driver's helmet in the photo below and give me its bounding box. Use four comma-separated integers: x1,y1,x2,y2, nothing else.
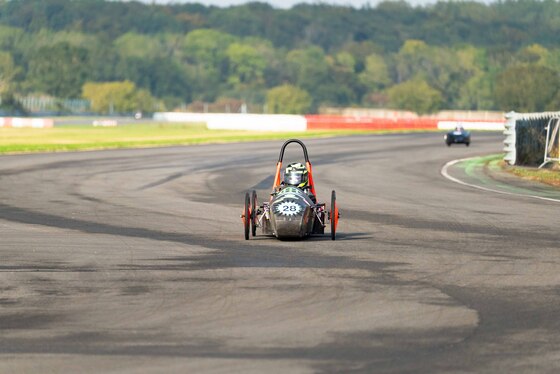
284,162,309,189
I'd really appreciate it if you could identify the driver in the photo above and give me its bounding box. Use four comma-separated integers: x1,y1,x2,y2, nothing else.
283,162,309,189
281,162,316,202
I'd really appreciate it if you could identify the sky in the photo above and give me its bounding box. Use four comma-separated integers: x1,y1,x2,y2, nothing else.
135,0,441,8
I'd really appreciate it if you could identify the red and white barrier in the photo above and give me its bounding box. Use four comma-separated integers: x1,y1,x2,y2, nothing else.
152,112,506,132
305,115,439,131
0,117,54,128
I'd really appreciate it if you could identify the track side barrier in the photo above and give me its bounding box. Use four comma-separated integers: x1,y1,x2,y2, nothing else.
0,117,54,128
153,112,307,132
305,115,439,131
207,114,307,132
152,113,506,132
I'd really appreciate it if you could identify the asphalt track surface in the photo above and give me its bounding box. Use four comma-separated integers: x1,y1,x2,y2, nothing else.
1,132,559,373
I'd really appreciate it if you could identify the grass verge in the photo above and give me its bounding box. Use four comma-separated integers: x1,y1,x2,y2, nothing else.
501,161,560,187
491,154,560,188
0,122,436,154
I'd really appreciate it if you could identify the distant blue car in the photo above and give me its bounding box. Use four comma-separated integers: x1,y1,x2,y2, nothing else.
444,126,471,146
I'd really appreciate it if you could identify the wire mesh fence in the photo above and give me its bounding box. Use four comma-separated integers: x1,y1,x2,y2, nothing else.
516,117,547,166
16,95,91,114
515,112,560,167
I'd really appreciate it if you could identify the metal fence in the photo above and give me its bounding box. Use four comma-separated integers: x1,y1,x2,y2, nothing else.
504,111,560,167
16,95,91,114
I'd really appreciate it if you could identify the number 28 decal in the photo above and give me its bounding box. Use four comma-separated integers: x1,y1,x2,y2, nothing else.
276,201,302,216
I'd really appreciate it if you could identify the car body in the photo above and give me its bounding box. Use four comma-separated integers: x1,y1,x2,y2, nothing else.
264,186,322,238
444,126,471,146
241,139,339,240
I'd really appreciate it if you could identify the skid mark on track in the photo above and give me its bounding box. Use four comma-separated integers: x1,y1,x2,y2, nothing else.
138,172,185,190
0,202,403,274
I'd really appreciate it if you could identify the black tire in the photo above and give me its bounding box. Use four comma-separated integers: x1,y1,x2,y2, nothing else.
465,142,470,147
244,192,250,240
331,190,337,241
251,190,258,237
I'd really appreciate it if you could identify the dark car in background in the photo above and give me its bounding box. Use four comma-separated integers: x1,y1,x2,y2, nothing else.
444,126,471,146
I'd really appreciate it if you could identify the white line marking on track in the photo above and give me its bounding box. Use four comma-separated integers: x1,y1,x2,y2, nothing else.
441,157,560,204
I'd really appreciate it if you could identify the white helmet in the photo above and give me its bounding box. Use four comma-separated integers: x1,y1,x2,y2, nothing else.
284,162,309,188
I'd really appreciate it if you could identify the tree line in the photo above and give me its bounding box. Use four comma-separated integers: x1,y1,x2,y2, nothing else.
0,0,560,115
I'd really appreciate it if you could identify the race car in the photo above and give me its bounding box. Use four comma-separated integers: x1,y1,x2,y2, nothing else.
241,139,339,240
444,125,471,146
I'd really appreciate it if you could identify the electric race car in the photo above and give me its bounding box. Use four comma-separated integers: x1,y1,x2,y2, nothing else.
444,125,471,146
241,139,339,240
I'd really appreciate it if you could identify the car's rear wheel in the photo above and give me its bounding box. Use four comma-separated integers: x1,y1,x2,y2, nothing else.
251,190,258,237
243,192,250,240
330,190,338,241
465,142,470,147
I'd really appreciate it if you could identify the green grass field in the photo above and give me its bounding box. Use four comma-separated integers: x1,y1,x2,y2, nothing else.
0,122,431,154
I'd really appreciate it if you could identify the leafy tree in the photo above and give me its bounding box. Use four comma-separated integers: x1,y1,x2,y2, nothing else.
285,46,339,106
15,29,101,63
113,32,167,59
267,84,312,114
387,79,443,114
180,29,236,67
116,57,191,101
331,52,355,74
226,42,266,87
327,52,361,105
0,25,24,50
516,44,549,65
339,41,383,73
26,42,90,98
315,82,357,107
457,72,495,110
494,65,559,112
0,51,19,94
395,40,430,83
180,29,236,101
113,32,182,61
86,43,122,83
293,4,358,51
286,47,329,89
544,47,560,69
207,3,274,39
0,0,186,37
82,80,160,114
395,40,479,108
359,53,391,92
